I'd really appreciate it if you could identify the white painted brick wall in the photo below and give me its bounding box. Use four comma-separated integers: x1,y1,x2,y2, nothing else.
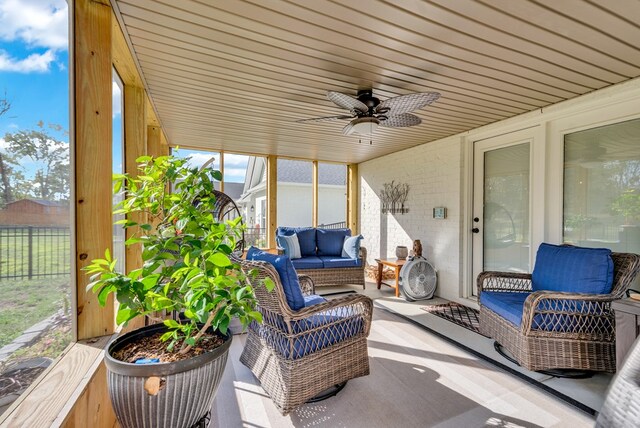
359,136,462,301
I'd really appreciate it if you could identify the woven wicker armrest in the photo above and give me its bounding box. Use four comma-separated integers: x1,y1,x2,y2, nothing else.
359,246,368,263
287,294,373,335
520,290,615,335
477,271,532,294
298,275,315,295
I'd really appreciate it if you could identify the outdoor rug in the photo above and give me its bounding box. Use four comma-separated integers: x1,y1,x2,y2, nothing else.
421,302,488,337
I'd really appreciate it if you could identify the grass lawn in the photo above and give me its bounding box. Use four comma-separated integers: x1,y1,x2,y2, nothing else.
0,277,71,348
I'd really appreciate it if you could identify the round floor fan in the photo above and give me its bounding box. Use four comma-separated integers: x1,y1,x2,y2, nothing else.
399,256,437,301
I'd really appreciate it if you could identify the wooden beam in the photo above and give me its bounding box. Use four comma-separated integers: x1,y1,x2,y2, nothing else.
347,163,358,234
111,11,141,87
74,0,115,340
312,161,318,227
147,125,168,158
267,156,277,249
219,151,225,193
122,85,146,333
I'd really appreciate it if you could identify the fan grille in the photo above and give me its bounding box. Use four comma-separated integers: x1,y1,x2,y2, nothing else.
401,259,437,300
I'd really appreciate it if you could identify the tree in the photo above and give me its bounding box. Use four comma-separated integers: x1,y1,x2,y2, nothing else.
4,122,70,201
0,92,15,206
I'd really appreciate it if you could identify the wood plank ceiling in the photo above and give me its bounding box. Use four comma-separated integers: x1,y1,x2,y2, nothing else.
112,0,640,164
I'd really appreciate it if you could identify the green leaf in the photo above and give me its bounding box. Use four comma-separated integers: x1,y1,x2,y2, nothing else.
140,223,152,231
208,252,231,267
263,277,275,292
116,308,137,325
164,319,180,329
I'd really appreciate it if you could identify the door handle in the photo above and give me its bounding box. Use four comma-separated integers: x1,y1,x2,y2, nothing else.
472,227,480,233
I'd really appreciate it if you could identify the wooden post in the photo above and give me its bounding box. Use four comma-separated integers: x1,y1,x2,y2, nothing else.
347,163,359,234
219,151,225,193
147,125,165,158
122,85,146,332
74,0,115,340
267,156,277,249
312,161,318,227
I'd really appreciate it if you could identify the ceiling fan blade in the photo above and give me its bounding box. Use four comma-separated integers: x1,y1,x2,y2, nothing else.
376,92,440,115
296,115,353,123
328,91,368,114
342,121,355,136
380,113,422,128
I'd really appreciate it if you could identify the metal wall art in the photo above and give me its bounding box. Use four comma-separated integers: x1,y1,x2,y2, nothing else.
381,181,409,214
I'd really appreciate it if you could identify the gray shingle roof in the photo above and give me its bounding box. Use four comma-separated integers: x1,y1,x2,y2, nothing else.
277,159,345,185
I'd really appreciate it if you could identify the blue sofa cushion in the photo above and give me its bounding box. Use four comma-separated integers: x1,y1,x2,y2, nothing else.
317,228,351,256
246,247,305,311
342,234,363,259
303,294,327,307
480,291,529,327
276,233,301,259
532,243,614,294
277,227,317,256
291,256,324,270
319,256,363,269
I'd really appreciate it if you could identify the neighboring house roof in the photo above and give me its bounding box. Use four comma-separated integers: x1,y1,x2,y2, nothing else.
222,182,244,201
277,159,346,185
6,198,68,207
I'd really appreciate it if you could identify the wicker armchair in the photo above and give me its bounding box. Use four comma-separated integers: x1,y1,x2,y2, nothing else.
597,335,640,427
478,252,640,373
238,257,373,415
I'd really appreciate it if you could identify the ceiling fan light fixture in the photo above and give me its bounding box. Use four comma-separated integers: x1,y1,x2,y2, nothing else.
350,117,380,135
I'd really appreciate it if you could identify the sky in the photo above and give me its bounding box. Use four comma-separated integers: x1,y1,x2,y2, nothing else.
0,0,249,185
0,0,70,176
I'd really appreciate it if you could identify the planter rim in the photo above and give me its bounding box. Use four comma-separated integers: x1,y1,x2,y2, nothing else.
105,323,232,377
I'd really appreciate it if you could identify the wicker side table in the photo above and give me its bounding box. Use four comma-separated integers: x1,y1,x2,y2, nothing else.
612,297,640,370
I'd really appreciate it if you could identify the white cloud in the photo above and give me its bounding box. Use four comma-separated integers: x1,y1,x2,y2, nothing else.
0,49,55,72
0,137,7,150
0,0,68,50
112,81,122,117
184,152,218,169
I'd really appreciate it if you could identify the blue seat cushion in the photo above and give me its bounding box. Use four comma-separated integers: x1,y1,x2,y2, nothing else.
285,311,364,359
342,234,363,259
480,290,607,332
291,256,324,270
317,228,351,256
532,243,614,294
246,247,305,311
319,256,363,268
480,291,529,327
277,227,317,256
303,294,327,307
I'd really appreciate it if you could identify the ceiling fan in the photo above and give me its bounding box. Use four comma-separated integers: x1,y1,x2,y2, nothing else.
297,89,440,136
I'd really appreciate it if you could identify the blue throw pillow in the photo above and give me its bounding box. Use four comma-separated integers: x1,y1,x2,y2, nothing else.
277,227,317,256
276,233,301,259
342,235,363,259
317,228,351,256
246,247,305,310
531,243,614,294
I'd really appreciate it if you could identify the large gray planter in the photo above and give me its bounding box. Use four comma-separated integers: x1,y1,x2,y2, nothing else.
105,323,231,428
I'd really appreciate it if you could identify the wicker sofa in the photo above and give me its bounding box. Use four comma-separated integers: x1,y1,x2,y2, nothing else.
239,248,373,415
276,226,366,288
478,243,640,373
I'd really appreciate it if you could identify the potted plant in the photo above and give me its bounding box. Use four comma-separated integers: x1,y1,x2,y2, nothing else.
85,155,268,428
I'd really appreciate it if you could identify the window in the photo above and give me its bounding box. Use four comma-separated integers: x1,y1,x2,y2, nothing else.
225,154,266,247
0,1,71,415
277,159,313,227
112,70,125,273
563,118,640,255
318,162,347,228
